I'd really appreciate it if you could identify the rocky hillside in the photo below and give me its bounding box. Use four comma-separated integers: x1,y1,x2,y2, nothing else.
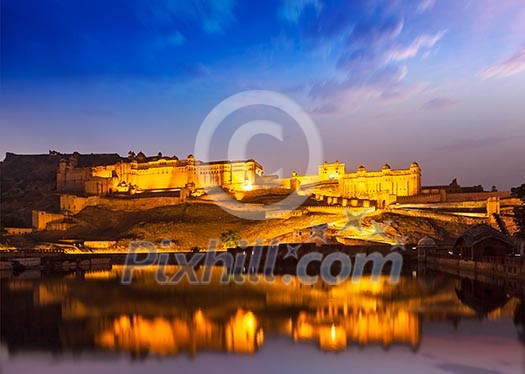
30,202,471,250
0,152,123,227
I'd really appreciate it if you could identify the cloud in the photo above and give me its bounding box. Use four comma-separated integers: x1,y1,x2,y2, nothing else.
386,30,447,61
182,63,211,79
144,0,237,35
434,136,514,152
479,48,525,79
278,0,322,23
421,97,457,110
416,0,436,14
309,64,408,99
347,16,404,47
381,82,429,101
278,0,375,48
336,49,380,73
308,102,339,114
277,0,444,114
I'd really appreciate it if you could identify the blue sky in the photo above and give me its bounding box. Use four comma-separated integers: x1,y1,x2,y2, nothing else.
1,0,524,189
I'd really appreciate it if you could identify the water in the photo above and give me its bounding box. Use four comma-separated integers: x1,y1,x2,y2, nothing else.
1,266,523,374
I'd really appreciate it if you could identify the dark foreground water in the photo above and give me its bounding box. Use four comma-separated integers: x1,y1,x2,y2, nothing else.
1,266,524,374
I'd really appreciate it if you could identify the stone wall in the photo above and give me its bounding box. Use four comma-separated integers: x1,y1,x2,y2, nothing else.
306,206,347,214
396,194,443,204
395,200,487,210
388,208,483,225
446,191,510,202
60,194,182,213
84,240,117,249
4,227,33,235
426,256,525,278
32,210,65,231
397,191,510,204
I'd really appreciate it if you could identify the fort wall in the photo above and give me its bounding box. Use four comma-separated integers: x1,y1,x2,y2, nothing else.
32,211,66,231
60,194,182,213
397,191,511,204
388,208,483,225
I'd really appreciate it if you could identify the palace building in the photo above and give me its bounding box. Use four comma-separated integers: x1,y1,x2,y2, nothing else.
339,162,421,200
312,161,422,207
57,152,263,195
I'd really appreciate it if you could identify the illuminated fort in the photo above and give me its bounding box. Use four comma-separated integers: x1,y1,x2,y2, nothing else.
57,151,420,203
293,161,422,208
57,151,263,195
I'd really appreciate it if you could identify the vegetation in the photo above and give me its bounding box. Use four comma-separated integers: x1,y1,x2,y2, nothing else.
511,183,525,238
220,229,241,249
190,246,201,253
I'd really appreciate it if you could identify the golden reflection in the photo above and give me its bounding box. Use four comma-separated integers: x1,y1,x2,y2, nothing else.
2,266,521,357
319,324,346,351
95,308,263,356
83,271,113,280
226,310,263,353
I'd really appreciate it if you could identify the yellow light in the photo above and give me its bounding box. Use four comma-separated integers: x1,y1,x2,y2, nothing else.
244,311,256,330
242,181,253,191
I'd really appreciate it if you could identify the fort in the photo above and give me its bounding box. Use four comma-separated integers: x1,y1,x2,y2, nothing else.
303,161,421,208
0,151,521,247
57,151,263,195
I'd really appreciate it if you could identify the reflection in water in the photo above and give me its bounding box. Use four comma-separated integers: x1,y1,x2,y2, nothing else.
96,309,264,356
1,266,523,357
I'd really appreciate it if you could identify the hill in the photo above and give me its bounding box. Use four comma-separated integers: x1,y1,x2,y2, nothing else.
30,202,471,250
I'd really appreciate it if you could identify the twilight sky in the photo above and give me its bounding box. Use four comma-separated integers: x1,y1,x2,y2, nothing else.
1,0,524,189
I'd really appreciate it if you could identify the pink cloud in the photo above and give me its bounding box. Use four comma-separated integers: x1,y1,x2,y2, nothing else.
422,97,457,110
386,30,447,61
479,48,525,79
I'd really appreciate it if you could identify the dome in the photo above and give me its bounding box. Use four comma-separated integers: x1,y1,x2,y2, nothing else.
417,236,437,248
357,165,366,172
187,154,194,159
382,163,391,170
410,161,420,168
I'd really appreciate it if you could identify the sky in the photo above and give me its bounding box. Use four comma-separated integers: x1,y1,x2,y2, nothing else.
1,0,525,189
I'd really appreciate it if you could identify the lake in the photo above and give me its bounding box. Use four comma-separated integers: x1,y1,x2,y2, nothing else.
1,265,523,374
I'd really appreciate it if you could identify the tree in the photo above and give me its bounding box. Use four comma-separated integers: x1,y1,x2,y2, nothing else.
511,183,525,238
190,246,201,253
220,230,241,249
